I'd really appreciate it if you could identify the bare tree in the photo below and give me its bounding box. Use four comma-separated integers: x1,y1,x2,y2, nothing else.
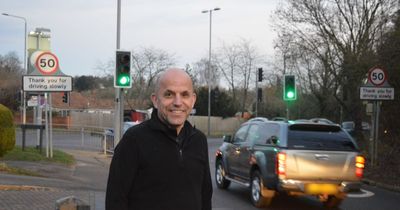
273,0,398,125
191,57,220,88
216,39,263,112
0,52,23,110
130,47,176,106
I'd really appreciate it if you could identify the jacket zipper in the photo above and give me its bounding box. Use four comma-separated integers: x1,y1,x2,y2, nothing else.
177,138,183,164
176,129,198,164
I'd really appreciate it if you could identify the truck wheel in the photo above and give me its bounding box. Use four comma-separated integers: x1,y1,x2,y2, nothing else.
215,160,230,189
323,195,343,209
250,170,274,207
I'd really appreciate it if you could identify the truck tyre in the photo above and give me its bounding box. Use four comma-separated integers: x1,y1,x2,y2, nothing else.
215,160,231,189
323,195,343,209
250,170,273,207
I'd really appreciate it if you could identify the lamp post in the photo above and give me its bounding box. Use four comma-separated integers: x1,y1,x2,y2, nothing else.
2,13,27,124
202,7,220,137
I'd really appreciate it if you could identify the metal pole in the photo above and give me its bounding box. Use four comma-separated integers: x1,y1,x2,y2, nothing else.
207,10,212,137
255,69,258,117
114,0,123,145
370,102,375,166
202,8,220,136
23,19,27,124
2,13,27,123
44,93,49,158
49,93,53,158
374,101,380,165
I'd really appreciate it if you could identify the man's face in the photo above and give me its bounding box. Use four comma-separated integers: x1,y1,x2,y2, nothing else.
151,70,196,132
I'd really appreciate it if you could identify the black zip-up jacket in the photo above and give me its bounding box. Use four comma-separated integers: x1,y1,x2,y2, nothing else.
106,109,212,210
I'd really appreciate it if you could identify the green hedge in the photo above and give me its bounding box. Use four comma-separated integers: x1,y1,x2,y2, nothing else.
0,104,15,157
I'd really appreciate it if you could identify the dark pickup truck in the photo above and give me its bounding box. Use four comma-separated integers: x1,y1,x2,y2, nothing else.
215,119,365,208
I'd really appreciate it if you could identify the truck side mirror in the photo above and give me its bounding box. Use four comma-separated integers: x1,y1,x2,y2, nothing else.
223,135,232,143
267,136,279,145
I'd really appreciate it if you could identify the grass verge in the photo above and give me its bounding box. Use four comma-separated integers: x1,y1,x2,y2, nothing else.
0,146,75,177
1,146,75,165
0,162,42,177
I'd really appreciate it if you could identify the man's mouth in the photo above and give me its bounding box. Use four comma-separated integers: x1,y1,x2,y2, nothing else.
170,110,185,114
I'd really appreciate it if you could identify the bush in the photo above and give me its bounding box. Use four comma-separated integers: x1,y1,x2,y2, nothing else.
0,104,15,157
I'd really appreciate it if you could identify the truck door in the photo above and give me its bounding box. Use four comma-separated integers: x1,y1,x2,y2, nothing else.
226,124,249,176
236,124,260,179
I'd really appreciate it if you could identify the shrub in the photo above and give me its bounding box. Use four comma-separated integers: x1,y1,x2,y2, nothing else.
0,104,15,157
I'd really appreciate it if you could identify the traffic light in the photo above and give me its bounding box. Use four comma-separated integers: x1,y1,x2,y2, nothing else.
114,51,132,88
258,68,263,82
62,92,69,103
283,75,296,101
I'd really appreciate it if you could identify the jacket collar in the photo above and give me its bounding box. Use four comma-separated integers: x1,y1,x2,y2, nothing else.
148,109,196,140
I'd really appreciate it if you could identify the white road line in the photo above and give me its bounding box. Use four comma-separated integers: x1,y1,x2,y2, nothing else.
347,189,375,198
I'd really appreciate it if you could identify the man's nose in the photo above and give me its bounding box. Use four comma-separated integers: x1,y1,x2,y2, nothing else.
173,95,183,106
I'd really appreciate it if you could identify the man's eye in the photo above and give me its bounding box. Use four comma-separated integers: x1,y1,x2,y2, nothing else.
164,92,173,97
182,92,190,98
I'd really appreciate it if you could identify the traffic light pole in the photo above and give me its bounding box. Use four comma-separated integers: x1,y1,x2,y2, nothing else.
255,69,258,117
114,0,123,146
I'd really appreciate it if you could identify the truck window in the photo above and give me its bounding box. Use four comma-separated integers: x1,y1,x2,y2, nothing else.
287,129,357,151
247,124,261,144
233,124,249,144
252,123,280,145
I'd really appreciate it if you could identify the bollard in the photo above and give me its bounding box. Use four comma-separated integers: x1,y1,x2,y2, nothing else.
103,133,107,155
81,127,84,146
55,195,90,210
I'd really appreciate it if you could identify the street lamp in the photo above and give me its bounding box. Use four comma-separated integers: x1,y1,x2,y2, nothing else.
2,13,27,124
202,7,220,137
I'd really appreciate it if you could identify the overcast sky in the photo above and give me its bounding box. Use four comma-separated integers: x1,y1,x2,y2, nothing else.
1,0,279,76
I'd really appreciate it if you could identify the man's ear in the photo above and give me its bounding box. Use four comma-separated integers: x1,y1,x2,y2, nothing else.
151,93,158,109
192,93,197,108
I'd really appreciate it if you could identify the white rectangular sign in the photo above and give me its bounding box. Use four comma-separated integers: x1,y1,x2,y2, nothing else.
23,76,72,92
360,86,394,100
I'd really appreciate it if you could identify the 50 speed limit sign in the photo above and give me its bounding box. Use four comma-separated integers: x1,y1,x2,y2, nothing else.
35,52,59,75
368,67,387,86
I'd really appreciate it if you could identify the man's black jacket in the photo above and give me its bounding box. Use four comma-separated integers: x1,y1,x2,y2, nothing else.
106,110,212,210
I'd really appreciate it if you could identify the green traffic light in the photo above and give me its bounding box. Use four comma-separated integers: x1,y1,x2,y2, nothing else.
286,91,294,99
283,75,296,101
118,75,130,86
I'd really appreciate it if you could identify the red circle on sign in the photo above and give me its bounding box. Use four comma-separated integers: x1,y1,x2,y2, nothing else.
368,67,387,86
35,52,59,75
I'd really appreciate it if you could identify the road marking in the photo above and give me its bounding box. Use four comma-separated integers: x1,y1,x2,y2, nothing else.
347,189,375,198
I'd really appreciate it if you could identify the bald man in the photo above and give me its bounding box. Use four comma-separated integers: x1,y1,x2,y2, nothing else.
106,68,212,210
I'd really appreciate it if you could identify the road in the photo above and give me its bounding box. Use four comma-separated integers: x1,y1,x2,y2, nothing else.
12,130,400,210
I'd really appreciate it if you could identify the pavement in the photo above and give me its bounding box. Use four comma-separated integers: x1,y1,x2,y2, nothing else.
0,149,112,210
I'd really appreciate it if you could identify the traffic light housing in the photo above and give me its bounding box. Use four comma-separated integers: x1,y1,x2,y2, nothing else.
283,75,296,101
62,92,69,103
258,68,263,82
114,51,132,88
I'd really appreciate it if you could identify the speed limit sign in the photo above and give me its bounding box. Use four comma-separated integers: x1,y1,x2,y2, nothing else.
368,67,387,86
35,52,59,75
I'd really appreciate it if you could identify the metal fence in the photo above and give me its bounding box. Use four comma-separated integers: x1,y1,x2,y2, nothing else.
15,124,114,154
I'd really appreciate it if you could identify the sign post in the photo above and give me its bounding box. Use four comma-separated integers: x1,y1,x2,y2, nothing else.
360,66,394,166
23,50,72,158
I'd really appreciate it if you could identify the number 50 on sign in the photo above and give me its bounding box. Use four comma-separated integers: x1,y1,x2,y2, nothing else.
35,52,59,75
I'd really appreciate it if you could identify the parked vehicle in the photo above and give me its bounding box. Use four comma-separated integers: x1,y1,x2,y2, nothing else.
215,120,365,208
309,118,336,125
104,121,140,152
341,121,371,137
271,117,287,121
